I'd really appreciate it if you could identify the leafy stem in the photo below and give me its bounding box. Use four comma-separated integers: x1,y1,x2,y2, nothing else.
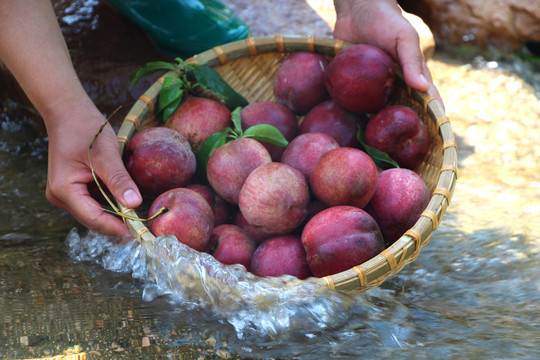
195,107,289,180
130,58,248,124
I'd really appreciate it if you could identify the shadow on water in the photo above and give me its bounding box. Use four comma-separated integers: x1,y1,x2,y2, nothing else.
2,42,540,360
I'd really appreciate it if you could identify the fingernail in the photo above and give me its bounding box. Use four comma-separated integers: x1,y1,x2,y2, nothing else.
123,189,141,205
419,73,429,86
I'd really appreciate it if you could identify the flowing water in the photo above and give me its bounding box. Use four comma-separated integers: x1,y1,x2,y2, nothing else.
1,48,540,359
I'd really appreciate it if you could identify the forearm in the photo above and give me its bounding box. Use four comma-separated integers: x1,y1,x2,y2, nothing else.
0,0,93,127
0,1,144,237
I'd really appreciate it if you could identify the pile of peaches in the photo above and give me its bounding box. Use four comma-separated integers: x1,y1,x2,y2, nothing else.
124,44,431,280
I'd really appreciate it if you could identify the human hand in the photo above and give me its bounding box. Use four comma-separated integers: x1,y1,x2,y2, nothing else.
44,101,142,238
333,0,443,106
0,0,142,238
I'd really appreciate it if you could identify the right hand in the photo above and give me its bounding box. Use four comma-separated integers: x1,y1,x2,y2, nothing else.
333,0,443,106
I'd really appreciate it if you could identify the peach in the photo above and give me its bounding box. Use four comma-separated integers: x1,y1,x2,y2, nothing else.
240,101,298,161
238,162,310,235
206,137,272,204
233,210,272,245
125,127,196,196
325,44,395,113
147,188,214,252
310,147,378,208
205,224,257,268
165,96,231,153
273,52,331,115
365,168,431,246
301,205,384,277
186,184,231,226
364,105,429,169
250,235,311,279
281,132,340,180
299,99,367,148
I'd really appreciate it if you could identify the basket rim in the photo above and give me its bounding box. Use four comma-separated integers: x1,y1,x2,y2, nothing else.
115,35,458,293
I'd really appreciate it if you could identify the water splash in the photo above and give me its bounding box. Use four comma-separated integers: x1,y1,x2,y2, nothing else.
66,228,355,339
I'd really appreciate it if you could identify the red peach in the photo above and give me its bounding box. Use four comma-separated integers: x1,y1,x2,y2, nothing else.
240,101,298,161
273,52,331,115
205,224,257,268
301,205,384,277
281,132,340,180
364,105,429,169
365,168,431,246
299,99,367,148
125,127,196,196
238,162,310,235
147,188,214,252
325,44,395,113
206,137,272,204
165,96,231,153
310,147,378,208
250,235,311,279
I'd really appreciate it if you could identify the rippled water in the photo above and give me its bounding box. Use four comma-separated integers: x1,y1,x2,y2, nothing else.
1,50,540,359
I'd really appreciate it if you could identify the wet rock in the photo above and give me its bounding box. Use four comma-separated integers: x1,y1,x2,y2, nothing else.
399,0,540,51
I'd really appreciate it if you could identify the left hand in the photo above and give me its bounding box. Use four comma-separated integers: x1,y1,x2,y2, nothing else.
44,101,143,238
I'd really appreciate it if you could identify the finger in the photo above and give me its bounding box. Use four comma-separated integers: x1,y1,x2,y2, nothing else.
47,182,132,238
97,163,142,210
71,194,133,238
395,34,431,93
90,128,143,210
419,62,445,110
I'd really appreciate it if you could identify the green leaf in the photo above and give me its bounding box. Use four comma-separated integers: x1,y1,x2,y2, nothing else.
243,124,289,147
129,61,179,87
231,107,243,134
195,131,229,180
356,126,400,169
158,77,183,113
160,96,183,124
189,65,248,110
363,143,401,170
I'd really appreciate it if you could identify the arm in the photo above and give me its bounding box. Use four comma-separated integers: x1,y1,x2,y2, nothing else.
333,0,443,105
0,0,142,237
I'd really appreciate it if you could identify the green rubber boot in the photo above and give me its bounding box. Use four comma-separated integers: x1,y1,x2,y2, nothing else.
106,0,251,58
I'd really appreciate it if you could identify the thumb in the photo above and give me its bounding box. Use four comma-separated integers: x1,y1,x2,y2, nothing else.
101,165,143,209
91,134,143,209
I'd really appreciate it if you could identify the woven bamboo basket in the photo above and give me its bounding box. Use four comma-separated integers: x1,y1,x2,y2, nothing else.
115,35,458,293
